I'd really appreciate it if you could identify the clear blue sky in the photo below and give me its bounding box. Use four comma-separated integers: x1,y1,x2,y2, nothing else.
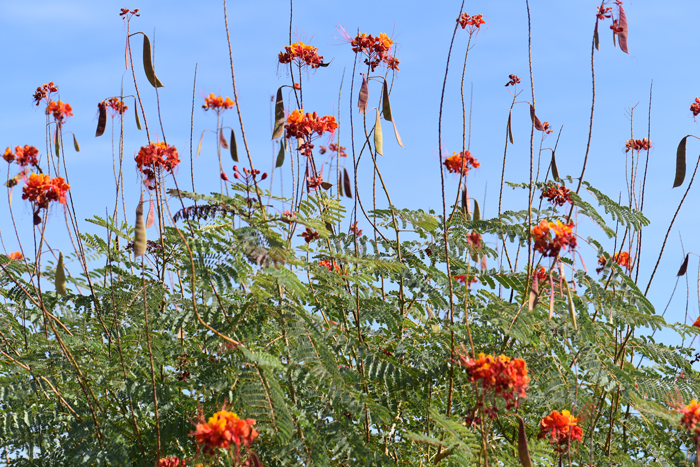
1,0,700,343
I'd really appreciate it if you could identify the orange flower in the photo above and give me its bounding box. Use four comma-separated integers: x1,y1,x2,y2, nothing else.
47,100,73,123
505,74,521,87
467,232,482,248
596,251,633,274
155,457,185,467
454,275,478,286
692,317,700,328
105,97,128,116
13,146,40,168
7,252,23,260
457,13,486,33
190,409,258,454
540,183,572,207
538,410,583,448
691,97,700,118
278,42,324,68
532,220,577,257
681,400,700,435
202,93,235,114
454,350,529,408
350,32,397,72
285,110,338,140
443,151,480,175
135,142,180,189
3,148,14,164
319,260,341,273
22,173,70,209
33,82,58,106
625,138,652,153
542,121,554,134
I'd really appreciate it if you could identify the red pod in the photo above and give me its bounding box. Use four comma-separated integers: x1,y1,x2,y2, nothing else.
221,172,229,181
261,172,268,181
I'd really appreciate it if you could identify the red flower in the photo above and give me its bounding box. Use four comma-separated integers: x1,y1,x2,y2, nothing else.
105,97,128,116
350,221,363,236
285,110,338,140
467,232,482,248
692,317,700,328
203,93,235,114
680,400,700,435
350,32,398,72
22,173,70,210
319,260,341,272
505,74,521,87
47,100,73,123
190,409,258,455
596,251,633,274
7,252,23,260
301,228,319,244
624,138,652,153
155,457,186,467
538,410,583,449
3,148,14,164
540,183,572,207
13,146,40,168
690,97,700,118
457,13,486,33
542,121,554,134
278,42,324,68
443,151,480,175
454,349,529,408
33,82,58,107
532,220,577,257
135,142,180,189
454,275,478,286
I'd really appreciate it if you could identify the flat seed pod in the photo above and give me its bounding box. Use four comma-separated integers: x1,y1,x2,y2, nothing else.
382,79,393,122
343,168,352,199
133,99,142,130
96,101,107,137
321,182,333,190
72,134,80,152
473,199,481,221
146,197,155,228
134,193,147,257
517,417,533,467
272,87,285,140
551,151,560,181
461,187,468,217
528,278,539,312
54,129,60,158
196,132,205,158
565,280,577,331
674,136,689,188
678,254,690,277
219,128,229,149
142,33,164,88
275,140,284,168
594,21,600,51
230,129,238,162
529,105,544,131
374,108,383,156
55,251,67,297
618,5,629,54
508,110,514,144
358,74,368,114
338,172,344,197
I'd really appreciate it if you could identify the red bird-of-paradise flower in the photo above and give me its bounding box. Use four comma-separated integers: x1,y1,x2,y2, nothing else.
538,409,583,449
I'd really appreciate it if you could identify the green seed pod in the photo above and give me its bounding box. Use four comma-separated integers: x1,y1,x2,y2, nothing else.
55,251,67,297
134,195,147,257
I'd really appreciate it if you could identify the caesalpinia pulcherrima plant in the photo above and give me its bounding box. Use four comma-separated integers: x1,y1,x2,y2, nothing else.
3,1,700,466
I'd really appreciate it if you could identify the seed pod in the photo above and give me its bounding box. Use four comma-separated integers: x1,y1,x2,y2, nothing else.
134,194,147,257
55,251,67,297
96,101,107,137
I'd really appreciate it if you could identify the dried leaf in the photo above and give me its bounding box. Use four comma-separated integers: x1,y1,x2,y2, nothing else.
275,140,284,168
594,21,600,51
134,193,147,257
55,251,67,297
508,110,514,144
678,254,690,277
142,33,164,88
358,74,368,114
230,129,238,162
374,108,383,156
196,132,205,158
219,128,229,149
529,105,544,131
96,101,107,137
473,199,481,221
321,182,333,190
134,99,142,130
529,278,539,312
674,136,688,188
272,86,285,140
146,197,155,228
618,4,629,54
517,417,533,467
551,151,560,181
72,134,80,152
343,168,352,199
382,79,393,122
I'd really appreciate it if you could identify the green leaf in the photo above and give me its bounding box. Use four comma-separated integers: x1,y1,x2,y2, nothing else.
275,140,284,168
272,86,285,140
230,129,238,162
374,108,383,156
142,33,164,88
674,135,688,188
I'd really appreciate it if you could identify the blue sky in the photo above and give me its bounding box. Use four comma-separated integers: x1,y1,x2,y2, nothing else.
2,0,700,343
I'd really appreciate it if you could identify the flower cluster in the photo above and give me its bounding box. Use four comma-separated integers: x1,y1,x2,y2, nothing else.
285,110,338,156
278,42,324,68
3,146,40,168
231,165,267,183
533,266,549,285
455,350,529,408
7,252,23,260
596,251,633,274
532,220,577,257
596,5,613,20
202,93,235,114
105,97,128,116
22,173,70,223
625,138,652,153
457,13,486,33
351,32,399,71
47,100,73,124
135,142,181,189
542,121,553,134
505,74,521,87
691,97,700,118
467,232,482,248
538,410,583,449
540,183,572,207
454,275,478,286
120,8,140,18
32,82,58,106
319,260,341,273
349,221,362,236
443,151,480,175
155,457,186,467
190,409,258,455
319,143,347,158
301,228,319,243
680,400,700,436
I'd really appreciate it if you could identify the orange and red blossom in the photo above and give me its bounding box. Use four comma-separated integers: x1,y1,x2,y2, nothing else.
285,109,338,140
351,32,398,72
11,146,40,168
467,232,482,249
301,228,319,244
625,138,652,153
454,274,478,286
7,252,23,260
691,97,700,118
692,316,700,328
135,142,180,189
190,409,258,455
202,93,235,113
538,410,583,447
105,97,128,116
680,400,700,435
47,100,73,123
532,219,577,257
278,42,324,68
22,173,70,209
596,251,633,273
454,350,529,408
457,13,486,33
505,74,521,87
155,457,186,467
443,151,480,175
540,183,572,207
32,82,58,106
319,260,341,272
